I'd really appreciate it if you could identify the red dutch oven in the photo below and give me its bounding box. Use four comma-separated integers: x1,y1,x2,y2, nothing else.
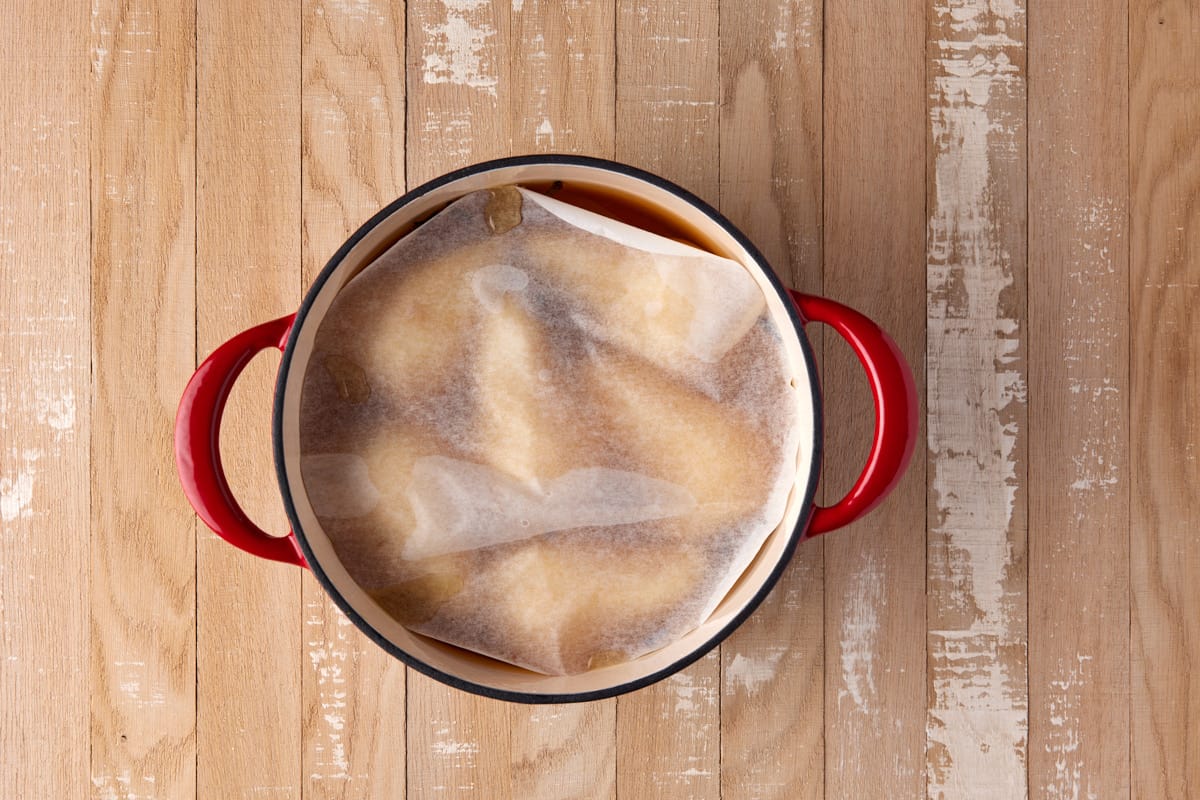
175,155,917,703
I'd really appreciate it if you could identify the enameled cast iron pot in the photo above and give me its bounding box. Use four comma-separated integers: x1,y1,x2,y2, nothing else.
175,155,918,703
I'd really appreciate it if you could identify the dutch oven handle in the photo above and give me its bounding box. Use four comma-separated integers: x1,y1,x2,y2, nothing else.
788,291,918,536
175,315,307,567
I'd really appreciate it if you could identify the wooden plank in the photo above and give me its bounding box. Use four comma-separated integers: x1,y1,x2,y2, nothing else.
509,704,616,799
1129,1,1200,796
89,1,197,799
716,0,824,798
406,669,511,800
195,0,303,797
299,1,407,796
924,0,1029,797
614,1,721,797
615,0,720,208
508,0,616,157
407,0,511,173
0,4,89,798
822,0,928,795
404,0,618,795
1026,0,1130,796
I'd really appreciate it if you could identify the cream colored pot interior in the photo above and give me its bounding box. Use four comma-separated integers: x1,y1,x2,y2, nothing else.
279,162,817,697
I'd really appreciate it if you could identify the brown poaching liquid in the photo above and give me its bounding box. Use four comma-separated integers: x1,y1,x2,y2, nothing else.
355,178,730,283
521,179,722,255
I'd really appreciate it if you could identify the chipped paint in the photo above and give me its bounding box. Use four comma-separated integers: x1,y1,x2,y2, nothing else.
1040,655,1099,800
1028,189,1125,797
926,0,1028,795
421,0,498,95
769,0,816,51
516,22,575,151
326,0,382,21
637,658,719,792
90,6,112,76
306,601,364,783
669,670,699,715
664,667,718,719
725,648,786,693
113,660,168,708
0,449,40,523
930,708,1027,796
34,383,75,436
534,118,555,147
431,740,480,756
420,108,479,164
839,554,882,714
1,351,77,441
92,42,110,75
1061,195,1124,524
428,728,479,771
90,771,158,800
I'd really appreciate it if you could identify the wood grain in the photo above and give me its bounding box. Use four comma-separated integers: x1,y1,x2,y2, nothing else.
717,0,824,798
11,4,1200,798
508,0,616,157
299,1,408,796
1129,0,1200,796
822,0,928,795
89,1,197,798
614,1,721,798
924,0,1029,797
406,670,514,800
195,0,303,797
508,703,616,800
1027,0,1130,795
407,0,511,175
0,3,90,799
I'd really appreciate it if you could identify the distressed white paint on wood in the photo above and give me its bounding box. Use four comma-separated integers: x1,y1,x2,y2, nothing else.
419,0,499,95
89,1,198,797
5,5,1189,797
619,645,721,796
0,449,39,522
837,552,883,716
512,2,562,149
1040,653,1097,799
1033,197,1127,800
1032,193,1127,800
407,0,509,178
1027,0,1129,793
509,0,615,157
615,0,720,205
925,0,1029,797
0,4,90,798
304,602,357,782
407,670,511,800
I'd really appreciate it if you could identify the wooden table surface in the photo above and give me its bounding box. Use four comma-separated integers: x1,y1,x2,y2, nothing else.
2,0,1197,797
